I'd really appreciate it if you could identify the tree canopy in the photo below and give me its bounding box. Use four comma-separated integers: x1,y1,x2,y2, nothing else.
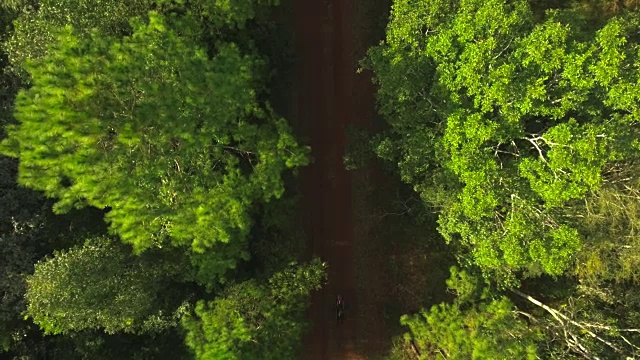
367,0,640,282
182,258,326,360
0,0,315,356
1,12,308,280
3,0,282,77
4,0,152,79
0,157,44,350
401,268,539,359
26,237,188,335
371,0,640,358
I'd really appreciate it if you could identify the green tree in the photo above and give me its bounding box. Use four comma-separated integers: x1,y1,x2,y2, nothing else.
25,237,188,335
0,154,107,354
574,173,640,286
0,3,23,129
366,0,640,282
3,0,283,80
0,158,46,351
1,13,309,281
4,0,152,78
155,0,281,30
548,173,640,358
398,267,539,359
57,330,192,360
182,258,326,360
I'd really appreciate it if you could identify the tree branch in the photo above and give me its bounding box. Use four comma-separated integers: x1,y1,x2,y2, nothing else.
524,137,548,164
510,289,628,356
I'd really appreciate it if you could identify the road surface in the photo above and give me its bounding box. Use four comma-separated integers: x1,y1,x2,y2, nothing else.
294,0,375,358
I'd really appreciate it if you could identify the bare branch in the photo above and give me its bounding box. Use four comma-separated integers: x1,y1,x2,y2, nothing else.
525,137,548,164
492,37,515,61
511,289,631,355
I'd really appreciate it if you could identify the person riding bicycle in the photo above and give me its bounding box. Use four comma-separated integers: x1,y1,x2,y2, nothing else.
336,294,345,322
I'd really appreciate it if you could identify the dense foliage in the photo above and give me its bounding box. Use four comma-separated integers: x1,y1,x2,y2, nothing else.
4,0,151,77
367,0,640,282
26,237,187,335
0,0,318,358
2,12,308,281
366,0,640,357
401,268,539,359
182,259,326,359
0,157,44,350
6,0,640,357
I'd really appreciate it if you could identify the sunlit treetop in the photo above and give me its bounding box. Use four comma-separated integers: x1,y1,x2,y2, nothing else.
367,0,640,283
1,13,309,280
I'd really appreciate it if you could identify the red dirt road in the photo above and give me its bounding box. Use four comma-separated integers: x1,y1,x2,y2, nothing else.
294,0,370,358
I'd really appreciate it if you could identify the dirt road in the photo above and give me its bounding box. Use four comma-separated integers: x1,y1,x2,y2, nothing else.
294,0,375,358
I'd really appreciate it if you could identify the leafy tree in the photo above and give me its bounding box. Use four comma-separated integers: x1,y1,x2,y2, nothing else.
549,174,640,358
0,161,44,351
398,267,539,359
395,265,640,359
25,237,189,335
0,219,42,351
0,4,23,129
50,329,192,360
5,329,193,360
155,0,281,30
402,299,538,359
4,0,152,77
182,258,326,360
3,0,284,81
2,0,314,357
0,154,106,354
1,13,309,281
574,174,640,285
366,0,640,282
569,0,640,21
0,0,38,12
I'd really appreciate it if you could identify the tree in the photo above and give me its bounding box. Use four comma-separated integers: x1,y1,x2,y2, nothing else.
155,0,281,30
398,266,640,359
366,0,640,282
574,174,640,286
4,0,153,79
0,153,108,354
369,2,640,356
510,288,640,359
53,329,192,360
25,237,188,335
182,258,326,360
1,13,309,282
547,174,640,358
398,267,540,359
0,3,23,129
3,0,284,80
0,161,44,351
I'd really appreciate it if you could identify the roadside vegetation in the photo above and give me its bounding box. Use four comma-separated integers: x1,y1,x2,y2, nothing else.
355,0,640,358
0,0,324,358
